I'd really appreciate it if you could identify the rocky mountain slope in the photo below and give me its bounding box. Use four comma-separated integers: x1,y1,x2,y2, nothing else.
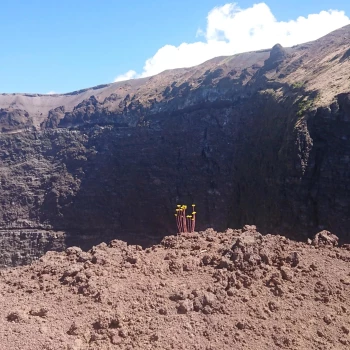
0,227,349,349
0,25,350,265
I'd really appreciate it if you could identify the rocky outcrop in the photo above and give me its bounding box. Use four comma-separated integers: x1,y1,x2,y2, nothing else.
311,230,339,247
0,108,33,132
262,43,288,71
42,106,65,129
0,230,65,267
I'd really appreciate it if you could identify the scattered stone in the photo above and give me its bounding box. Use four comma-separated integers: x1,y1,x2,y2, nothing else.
202,305,213,315
341,325,350,334
67,322,80,336
323,315,332,325
150,334,159,342
158,308,167,315
268,301,279,312
227,289,234,297
312,231,339,247
339,338,349,345
280,266,294,281
286,252,300,267
341,278,350,285
6,311,27,323
66,247,83,256
177,300,193,314
242,225,257,232
118,329,128,338
317,330,324,337
236,322,245,330
203,292,217,307
29,308,48,317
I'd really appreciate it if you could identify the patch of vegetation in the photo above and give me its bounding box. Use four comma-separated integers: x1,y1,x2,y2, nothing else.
292,81,304,90
174,204,196,234
296,91,321,118
297,98,313,117
259,89,278,100
297,94,320,117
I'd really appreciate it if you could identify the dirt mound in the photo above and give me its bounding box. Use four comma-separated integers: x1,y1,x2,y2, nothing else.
0,227,349,349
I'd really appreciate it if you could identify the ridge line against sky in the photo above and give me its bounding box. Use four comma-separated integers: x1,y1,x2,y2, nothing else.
0,1,349,94
113,2,350,83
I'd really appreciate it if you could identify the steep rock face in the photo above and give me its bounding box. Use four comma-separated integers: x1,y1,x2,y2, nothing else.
42,106,65,129
303,95,350,238
0,26,350,265
228,91,350,240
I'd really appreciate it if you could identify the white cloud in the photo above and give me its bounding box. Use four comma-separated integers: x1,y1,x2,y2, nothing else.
113,2,350,81
46,91,57,95
114,70,138,82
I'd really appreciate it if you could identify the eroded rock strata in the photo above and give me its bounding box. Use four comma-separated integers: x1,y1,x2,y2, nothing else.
0,26,350,264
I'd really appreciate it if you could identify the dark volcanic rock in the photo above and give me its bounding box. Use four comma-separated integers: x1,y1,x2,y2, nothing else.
0,108,33,132
42,106,65,129
0,230,65,267
263,43,288,71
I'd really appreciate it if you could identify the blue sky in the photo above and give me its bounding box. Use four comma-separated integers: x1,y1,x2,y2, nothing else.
0,0,349,94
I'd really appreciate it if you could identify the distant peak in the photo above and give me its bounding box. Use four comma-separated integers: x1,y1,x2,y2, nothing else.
263,43,287,71
270,44,287,60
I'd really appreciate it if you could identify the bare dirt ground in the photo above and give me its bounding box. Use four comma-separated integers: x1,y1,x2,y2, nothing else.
0,226,349,350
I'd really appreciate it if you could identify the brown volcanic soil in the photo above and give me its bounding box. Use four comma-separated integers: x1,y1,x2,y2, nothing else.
0,227,349,350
